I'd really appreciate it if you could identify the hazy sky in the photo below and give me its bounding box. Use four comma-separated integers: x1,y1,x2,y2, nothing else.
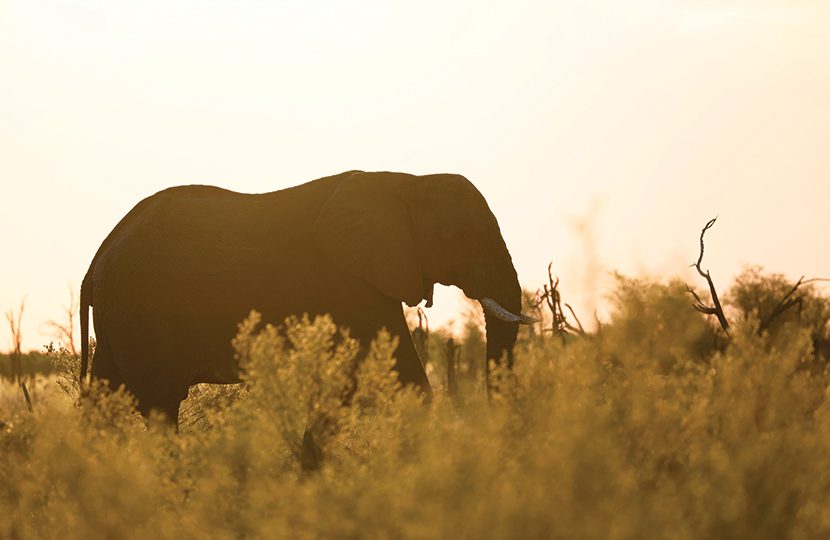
2,0,829,350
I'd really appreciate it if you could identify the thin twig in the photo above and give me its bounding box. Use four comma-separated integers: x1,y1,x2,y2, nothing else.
564,303,585,334
801,278,830,285
21,382,33,413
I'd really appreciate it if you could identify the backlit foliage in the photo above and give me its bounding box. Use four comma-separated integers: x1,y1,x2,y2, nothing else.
2,274,830,538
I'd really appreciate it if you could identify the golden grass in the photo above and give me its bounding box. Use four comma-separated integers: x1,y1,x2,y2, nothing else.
2,277,830,539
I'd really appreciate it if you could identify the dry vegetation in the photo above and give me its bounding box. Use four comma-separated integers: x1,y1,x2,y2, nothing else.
2,264,830,538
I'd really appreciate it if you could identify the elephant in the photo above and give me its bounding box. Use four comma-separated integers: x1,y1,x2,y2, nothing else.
80,170,535,425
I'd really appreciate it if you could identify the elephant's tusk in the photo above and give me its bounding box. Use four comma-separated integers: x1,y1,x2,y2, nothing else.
480,298,539,325
518,313,539,324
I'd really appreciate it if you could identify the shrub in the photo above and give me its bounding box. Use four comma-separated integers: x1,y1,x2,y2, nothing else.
726,266,830,361
2,277,830,538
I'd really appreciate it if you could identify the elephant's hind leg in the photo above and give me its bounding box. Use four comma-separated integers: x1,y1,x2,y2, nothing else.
90,334,128,394
122,355,189,427
135,393,182,428
98,339,188,427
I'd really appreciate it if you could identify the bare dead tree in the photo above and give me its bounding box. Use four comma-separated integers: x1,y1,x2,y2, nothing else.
532,262,585,344
686,218,730,334
5,298,25,383
5,298,33,412
45,285,79,356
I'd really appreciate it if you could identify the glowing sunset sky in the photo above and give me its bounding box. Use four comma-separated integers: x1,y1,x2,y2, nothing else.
1,0,828,349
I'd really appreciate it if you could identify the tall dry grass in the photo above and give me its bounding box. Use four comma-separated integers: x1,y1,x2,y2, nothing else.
2,271,830,539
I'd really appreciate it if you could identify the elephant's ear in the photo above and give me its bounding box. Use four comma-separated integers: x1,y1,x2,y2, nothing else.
313,172,425,306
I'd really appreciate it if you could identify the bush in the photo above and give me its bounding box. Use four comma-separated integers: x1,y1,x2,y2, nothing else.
726,266,830,361
0,351,53,379
2,276,830,538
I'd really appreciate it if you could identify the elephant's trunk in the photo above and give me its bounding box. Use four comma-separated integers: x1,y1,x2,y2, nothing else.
484,312,519,370
477,258,523,394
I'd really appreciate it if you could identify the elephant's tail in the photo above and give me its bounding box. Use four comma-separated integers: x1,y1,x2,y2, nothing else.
79,274,91,386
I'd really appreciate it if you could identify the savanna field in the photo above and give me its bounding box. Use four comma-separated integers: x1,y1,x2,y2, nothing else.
2,268,830,539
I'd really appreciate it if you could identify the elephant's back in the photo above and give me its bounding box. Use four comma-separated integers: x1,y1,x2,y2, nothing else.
89,187,269,302
85,173,355,312
86,171,357,279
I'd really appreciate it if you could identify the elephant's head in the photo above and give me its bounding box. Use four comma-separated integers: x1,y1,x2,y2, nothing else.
313,171,534,383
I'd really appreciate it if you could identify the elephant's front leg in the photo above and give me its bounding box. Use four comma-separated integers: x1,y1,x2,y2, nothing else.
299,306,432,472
345,305,432,398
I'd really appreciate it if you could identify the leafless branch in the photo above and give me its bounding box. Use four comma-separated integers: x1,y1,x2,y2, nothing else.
564,303,585,334
687,218,730,334
686,285,719,315
758,276,805,333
